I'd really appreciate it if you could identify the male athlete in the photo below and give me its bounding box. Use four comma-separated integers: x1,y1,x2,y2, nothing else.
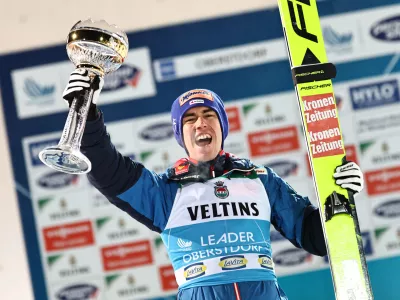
63,69,364,300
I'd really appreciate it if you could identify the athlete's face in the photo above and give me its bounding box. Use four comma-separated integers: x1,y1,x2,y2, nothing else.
182,106,222,162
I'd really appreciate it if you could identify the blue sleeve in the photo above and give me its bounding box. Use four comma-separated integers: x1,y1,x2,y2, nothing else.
259,167,317,248
81,111,179,233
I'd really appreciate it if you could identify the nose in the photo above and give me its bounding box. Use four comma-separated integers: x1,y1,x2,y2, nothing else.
195,116,207,129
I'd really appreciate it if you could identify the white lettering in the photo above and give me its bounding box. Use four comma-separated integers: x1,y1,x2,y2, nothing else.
311,140,343,154
304,96,335,111
309,127,341,142
305,108,337,123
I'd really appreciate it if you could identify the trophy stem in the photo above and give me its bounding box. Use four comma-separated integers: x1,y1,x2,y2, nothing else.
38,71,98,174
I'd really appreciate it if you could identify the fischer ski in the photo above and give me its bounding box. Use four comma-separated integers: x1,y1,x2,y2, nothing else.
276,0,374,299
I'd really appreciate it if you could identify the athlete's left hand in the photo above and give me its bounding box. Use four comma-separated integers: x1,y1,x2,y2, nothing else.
333,161,364,196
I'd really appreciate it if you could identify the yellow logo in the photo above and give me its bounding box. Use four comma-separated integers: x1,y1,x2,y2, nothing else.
219,256,248,270
183,263,207,280
258,255,274,270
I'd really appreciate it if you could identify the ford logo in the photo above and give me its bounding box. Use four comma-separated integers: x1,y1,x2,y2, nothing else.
140,123,173,141
370,15,400,41
56,284,98,300
274,248,311,266
374,200,400,218
38,172,78,189
268,161,298,178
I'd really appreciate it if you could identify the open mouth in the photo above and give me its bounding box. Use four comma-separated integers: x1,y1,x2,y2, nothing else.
195,134,212,146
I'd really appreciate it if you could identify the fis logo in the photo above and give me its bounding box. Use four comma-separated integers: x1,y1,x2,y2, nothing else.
140,123,173,141
28,139,59,166
177,238,192,250
103,65,141,92
184,263,207,280
274,248,312,266
323,26,353,47
268,161,298,178
24,78,55,103
56,284,99,300
370,15,400,41
219,255,248,270
350,79,400,110
37,172,78,189
374,200,400,219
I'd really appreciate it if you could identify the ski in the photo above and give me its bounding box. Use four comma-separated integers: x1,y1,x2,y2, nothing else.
276,1,374,299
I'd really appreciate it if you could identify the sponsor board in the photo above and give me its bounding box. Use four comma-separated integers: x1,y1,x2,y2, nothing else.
248,125,300,157
359,138,400,170
50,279,104,300
253,152,308,182
104,268,156,300
28,138,60,166
153,40,287,82
99,47,157,104
356,109,400,139
46,248,102,282
241,92,299,132
338,114,357,145
319,13,361,63
370,15,400,42
349,79,400,110
365,166,400,196
371,196,400,227
344,144,359,166
159,265,178,291
89,187,113,213
154,237,172,266
272,246,323,276
36,191,91,226
322,25,353,54
105,120,139,157
29,167,88,197
374,226,400,258
42,220,95,252
225,106,242,133
131,113,177,150
101,240,153,271
223,132,249,158
11,61,73,119
139,146,185,174
95,214,149,246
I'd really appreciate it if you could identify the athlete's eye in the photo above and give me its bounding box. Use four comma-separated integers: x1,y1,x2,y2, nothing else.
183,117,196,124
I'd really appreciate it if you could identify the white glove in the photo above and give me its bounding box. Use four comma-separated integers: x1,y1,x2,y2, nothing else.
62,69,104,105
333,161,364,196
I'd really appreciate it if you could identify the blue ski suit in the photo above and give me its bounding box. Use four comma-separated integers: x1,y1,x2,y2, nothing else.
82,112,327,300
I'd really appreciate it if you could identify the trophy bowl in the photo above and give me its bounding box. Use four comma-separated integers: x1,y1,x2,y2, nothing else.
38,19,129,174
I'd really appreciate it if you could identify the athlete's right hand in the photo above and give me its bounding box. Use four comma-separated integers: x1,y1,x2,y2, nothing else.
62,69,104,107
